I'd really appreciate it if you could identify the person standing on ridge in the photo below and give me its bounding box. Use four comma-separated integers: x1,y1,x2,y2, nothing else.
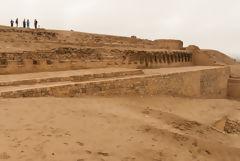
10,19,14,27
34,19,38,29
23,19,26,28
27,19,30,28
15,18,18,27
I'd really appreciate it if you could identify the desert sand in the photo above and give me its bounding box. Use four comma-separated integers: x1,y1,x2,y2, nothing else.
0,96,240,161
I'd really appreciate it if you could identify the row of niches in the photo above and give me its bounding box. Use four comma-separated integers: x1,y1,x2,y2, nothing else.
0,59,70,66
137,53,192,65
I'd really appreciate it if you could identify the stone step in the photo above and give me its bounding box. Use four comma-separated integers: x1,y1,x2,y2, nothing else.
0,68,143,86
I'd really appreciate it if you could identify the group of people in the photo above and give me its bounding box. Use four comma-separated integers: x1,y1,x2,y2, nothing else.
10,18,38,29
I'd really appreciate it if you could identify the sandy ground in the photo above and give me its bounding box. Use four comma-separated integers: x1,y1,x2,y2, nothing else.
0,96,240,161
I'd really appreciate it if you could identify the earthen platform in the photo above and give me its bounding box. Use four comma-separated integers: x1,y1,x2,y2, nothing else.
0,68,143,86
0,66,230,98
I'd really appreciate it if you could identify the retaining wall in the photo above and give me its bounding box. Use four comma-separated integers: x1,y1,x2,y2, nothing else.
0,67,230,98
228,78,240,99
200,67,230,98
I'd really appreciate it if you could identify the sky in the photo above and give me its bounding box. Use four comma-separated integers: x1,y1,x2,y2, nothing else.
0,0,239,60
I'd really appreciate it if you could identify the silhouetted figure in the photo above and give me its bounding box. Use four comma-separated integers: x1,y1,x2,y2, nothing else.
27,19,30,28
23,19,26,28
10,19,14,27
15,18,18,27
34,19,38,29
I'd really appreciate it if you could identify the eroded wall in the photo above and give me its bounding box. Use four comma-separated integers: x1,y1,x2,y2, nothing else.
126,50,193,68
0,27,184,52
0,48,193,74
154,39,183,50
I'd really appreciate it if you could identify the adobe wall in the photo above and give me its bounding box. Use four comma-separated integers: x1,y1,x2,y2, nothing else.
0,60,115,74
153,39,183,50
200,67,230,98
0,48,193,74
1,67,230,98
0,69,143,86
193,51,215,66
228,78,240,99
129,50,193,68
186,45,215,66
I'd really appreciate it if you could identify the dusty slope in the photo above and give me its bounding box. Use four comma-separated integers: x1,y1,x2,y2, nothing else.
0,25,181,53
0,96,240,161
201,49,237,65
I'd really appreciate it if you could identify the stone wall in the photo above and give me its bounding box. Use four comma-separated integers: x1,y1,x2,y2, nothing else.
0,67,229,98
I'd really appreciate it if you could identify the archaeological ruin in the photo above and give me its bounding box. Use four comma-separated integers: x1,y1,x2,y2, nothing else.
0,26,239,99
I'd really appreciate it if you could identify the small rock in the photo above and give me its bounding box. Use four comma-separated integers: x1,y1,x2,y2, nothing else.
76,142,84,146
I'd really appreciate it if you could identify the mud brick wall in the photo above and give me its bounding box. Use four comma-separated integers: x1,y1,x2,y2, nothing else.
1,67,230,98
0,48,194,74
127,50,193,68
228,78,240,99
153,39,183,50
0,69,143,86
200,67,230,98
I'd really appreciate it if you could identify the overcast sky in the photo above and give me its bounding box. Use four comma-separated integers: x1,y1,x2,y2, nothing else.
0,0,239,59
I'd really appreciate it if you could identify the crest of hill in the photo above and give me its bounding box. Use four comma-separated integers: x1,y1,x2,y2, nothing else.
0,25,183,52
